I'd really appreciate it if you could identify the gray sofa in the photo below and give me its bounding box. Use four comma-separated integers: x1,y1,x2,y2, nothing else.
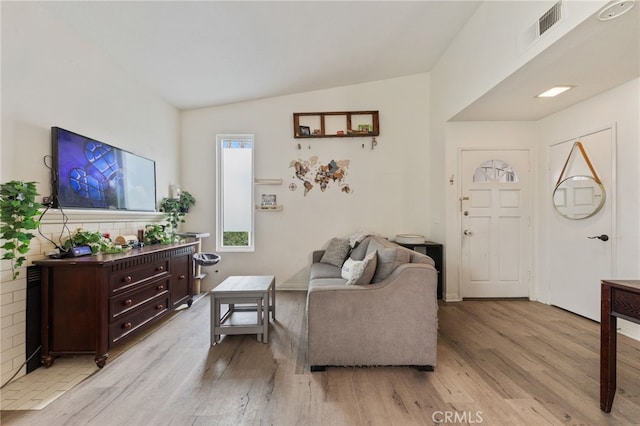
306,235,438,371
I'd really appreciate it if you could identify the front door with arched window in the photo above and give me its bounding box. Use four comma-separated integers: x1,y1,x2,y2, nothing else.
460,149,532,298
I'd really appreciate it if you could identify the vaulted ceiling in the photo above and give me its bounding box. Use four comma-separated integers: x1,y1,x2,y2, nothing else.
40,1,481,110
39,1,639,120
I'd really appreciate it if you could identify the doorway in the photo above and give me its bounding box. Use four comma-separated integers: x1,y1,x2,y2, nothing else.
548,126,616,321
460,149,532,298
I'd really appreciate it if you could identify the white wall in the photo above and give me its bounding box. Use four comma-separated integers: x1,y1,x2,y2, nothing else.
536,78,640,338
1,2,180,194
1,2,177,384
181,74,430,290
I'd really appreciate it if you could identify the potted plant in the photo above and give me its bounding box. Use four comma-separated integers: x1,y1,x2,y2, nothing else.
0,181,41,279
178,190,196,213
62,228,127,254
159,190,196,239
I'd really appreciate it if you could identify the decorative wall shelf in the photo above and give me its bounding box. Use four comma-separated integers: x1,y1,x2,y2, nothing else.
255,178,283,185
293,111,379,138
255,179,281,210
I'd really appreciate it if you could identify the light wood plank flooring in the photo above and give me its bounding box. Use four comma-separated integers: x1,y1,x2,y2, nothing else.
2,291,639,425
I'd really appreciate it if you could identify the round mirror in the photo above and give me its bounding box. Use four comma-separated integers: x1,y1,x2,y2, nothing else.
553,175,605,219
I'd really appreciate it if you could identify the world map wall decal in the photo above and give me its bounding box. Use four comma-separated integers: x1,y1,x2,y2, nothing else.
289,156,352,196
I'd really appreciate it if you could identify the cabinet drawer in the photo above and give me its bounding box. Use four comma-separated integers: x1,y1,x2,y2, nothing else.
110,260,170,293
110,278,170,320
612,288,640,320
110,295,170,344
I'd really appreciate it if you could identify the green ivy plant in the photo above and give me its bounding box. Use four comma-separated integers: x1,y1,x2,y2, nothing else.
0,181,41,279
178,191,196,212
159,191,196,241
63,228,127,254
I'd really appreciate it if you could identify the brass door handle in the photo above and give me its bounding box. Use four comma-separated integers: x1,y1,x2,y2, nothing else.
463,229,472,236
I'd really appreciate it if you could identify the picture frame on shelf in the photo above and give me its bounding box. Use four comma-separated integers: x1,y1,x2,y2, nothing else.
358,124,372,132
261,194,277,207
299,126,311,136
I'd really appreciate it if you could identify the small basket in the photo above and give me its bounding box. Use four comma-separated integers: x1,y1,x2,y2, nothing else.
194,252,221,266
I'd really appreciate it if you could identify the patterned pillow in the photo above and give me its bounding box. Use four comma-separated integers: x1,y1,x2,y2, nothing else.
341,250,377,285
320,238,351,268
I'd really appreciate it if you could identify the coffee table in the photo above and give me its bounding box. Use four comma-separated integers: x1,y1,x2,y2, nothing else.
210,275,276,345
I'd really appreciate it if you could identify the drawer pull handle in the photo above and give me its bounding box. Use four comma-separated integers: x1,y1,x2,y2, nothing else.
122,322,132,330
122,299,133,307
157,284,165,291
123,275,133,284
179,274,186,280
157,265,165,272
156,304,164,310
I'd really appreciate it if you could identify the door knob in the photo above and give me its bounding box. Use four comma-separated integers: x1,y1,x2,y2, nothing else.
463,229,472,236
588,234,609,241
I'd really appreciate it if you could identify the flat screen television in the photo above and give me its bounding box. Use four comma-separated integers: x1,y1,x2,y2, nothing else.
51,127,157,211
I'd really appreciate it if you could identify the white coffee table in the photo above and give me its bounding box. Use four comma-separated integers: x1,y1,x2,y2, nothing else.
210,275,275,345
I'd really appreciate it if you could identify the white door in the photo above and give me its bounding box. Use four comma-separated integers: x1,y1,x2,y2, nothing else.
548,127,615,321
460,149,531,298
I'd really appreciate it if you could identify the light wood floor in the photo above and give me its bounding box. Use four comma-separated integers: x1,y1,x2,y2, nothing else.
2,291,639,425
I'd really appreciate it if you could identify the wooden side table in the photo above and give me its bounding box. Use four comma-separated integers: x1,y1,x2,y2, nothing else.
600,279,640,412
210,275,276,345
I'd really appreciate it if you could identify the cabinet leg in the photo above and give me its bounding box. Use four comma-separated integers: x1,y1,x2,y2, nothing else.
41,355,55,368
95,354,108,368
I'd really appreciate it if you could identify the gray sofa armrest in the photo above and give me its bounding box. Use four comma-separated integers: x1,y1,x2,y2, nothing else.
307,263,438,368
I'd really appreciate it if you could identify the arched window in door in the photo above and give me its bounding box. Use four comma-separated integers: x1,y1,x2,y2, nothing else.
472,159,518,183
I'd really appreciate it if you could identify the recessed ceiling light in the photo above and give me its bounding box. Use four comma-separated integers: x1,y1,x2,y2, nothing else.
535,86,574,98
598,0,635,21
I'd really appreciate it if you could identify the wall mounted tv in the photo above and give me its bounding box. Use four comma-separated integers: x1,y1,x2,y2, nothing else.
52,127,157,211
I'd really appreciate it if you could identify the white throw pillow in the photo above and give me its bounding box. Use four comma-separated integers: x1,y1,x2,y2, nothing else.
341,251,377,285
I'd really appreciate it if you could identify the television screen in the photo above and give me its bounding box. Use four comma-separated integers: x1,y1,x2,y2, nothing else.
52,127,157,211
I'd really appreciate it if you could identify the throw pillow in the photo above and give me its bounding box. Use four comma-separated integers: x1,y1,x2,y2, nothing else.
320,238,351,268
372,248,410,283
341,258,362,282
349,237,371,261
341,250,377,285
357,250,377,285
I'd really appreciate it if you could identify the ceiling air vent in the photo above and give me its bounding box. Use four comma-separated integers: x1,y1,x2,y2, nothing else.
539,1,563,36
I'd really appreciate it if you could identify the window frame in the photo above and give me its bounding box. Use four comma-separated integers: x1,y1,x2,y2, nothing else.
215,134,255,252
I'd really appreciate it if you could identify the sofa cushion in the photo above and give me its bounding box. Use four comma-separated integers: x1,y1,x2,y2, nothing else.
341,250,377,285
349,237,371,261
372,247,410,283
310,262,343,280
320,238,351,267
